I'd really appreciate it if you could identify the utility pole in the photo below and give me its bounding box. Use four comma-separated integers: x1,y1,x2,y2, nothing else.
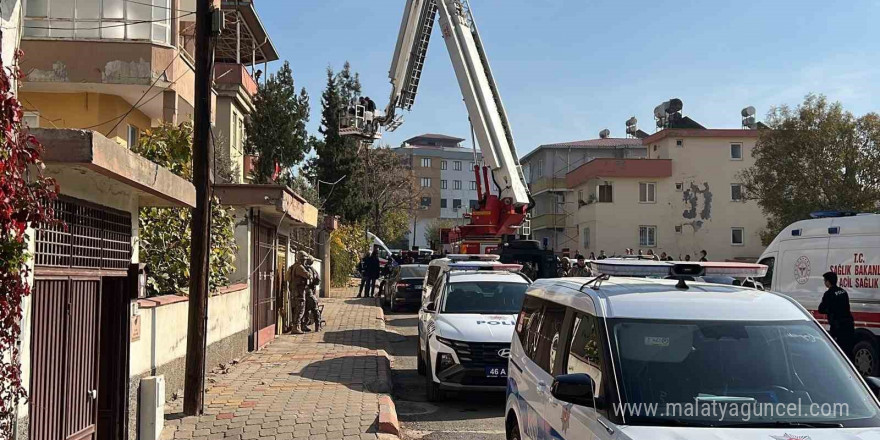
184,0,214,416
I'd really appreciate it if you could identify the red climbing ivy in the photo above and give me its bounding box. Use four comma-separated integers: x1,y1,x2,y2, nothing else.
0,49,59,436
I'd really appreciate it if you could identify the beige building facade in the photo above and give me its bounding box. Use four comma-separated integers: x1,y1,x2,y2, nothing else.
566,128,766,261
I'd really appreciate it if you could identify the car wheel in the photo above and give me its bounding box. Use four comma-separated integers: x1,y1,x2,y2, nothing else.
853,338,880,376
425,345,443,402
507,419,522,440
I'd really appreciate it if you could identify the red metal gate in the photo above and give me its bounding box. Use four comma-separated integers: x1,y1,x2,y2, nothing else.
31,278,101,440
253,222,276,349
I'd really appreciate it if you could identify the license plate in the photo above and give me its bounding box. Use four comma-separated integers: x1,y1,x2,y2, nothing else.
485,366,507,378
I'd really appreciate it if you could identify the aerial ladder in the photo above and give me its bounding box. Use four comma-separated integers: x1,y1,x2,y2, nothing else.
346,0,532,251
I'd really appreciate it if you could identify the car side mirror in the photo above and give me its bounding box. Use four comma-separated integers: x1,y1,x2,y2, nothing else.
865,377,880,398
551,373,596,408
424,302,436,313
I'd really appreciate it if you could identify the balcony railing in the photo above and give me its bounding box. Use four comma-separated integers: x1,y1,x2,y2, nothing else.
214,63,258,97
530,213,567,231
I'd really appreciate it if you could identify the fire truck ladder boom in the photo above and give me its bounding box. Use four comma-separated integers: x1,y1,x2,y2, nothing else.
381,0,530,209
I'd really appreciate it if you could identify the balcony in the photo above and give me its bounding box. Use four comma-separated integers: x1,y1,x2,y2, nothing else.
529,177,567,195
530,213,567,231
566,158,672,189
214,63,258,98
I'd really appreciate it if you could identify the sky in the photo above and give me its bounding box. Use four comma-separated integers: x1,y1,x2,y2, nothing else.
257,0,880,157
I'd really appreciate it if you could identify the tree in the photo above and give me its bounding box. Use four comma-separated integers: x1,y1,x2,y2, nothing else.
329,222,371,287
0,50,59,437
312,63,368,222
360,146,419,244
740,94,880,244
134,123,238,295
424,219,459,250
243,61,311,183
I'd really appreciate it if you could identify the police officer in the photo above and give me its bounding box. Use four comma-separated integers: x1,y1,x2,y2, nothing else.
288,251,313,335
819,271,855,359
302,253,322,332
570,256,592,277
558,257,571,277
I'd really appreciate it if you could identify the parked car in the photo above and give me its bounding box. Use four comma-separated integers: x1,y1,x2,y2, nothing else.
506,259,880,439
383,264,428,312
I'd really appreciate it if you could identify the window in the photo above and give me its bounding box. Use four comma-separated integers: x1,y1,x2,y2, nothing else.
453,161,462,171
469,181,477,191
469,199,479,210
566,314,603,397
516,296,545,361
420,197,432,208
535,159,544,178
730,143,743,160
675,182,683,191
639,225,656,247
577,190,584,203
674,225,682,233
420,177,431,188
469,161,475,170
452,199,462,209
23,111,40,128
639,182,656,203
440,160,447,170
676,139,683,147
731,227,744,245
534,303,567,374
582,227,590,248
453,180,462,190
598,182,613,203
24,0,172,43
442,282,527,314
440,199,447,209
731,183,743,201
758,257,775,289
421,157,432,168
126,124,139,149
440,180,447,189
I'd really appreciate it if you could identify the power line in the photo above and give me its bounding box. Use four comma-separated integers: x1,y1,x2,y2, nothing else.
21,12,195,31
104,50,182,136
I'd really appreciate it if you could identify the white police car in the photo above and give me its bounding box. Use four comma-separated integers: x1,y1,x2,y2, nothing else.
417,261,530,401
505,259,880,439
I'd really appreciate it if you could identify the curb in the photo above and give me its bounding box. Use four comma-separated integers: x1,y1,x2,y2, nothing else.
378,394,401,437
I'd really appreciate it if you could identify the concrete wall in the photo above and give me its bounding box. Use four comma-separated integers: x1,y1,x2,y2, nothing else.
21,91,152,146
568,133,766,261
128,287,250,439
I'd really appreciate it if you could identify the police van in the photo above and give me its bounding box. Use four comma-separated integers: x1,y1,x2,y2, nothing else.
757,213,880,376
505,259,880,440
421,254,505,305
417,258,530,401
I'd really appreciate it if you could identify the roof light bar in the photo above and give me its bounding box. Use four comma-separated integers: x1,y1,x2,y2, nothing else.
447,254,500,262
447,263,522,272
591,259,767,279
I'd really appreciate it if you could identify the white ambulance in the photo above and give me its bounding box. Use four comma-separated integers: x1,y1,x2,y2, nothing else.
506,259,880,440
757,213,880,375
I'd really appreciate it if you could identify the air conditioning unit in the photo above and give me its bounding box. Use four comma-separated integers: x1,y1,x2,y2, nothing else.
140,376,166,440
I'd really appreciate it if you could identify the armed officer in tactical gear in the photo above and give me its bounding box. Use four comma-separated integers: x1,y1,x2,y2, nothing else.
302,253,321,332
288,251,313,335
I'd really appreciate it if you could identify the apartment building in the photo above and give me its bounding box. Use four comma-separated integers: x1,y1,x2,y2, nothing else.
395,133,483,249
566,128,765,261
519,136,646,253
13,1,317,438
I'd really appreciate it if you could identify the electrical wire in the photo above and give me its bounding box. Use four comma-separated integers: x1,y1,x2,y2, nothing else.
21,12,195,31
104,50,182,136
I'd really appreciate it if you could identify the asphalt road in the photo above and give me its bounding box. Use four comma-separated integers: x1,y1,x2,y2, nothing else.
383,305,507,440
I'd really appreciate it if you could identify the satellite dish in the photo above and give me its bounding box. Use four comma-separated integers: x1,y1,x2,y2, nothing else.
626,117,637,127
599,129,610,139
741,106,756,117
666,98,683,114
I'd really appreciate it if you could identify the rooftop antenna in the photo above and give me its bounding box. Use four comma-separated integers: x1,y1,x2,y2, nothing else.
741,106,757,129
625,117,638,138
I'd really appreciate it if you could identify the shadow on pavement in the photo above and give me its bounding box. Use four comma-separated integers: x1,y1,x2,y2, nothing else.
294,355,390,393
322,329,404,351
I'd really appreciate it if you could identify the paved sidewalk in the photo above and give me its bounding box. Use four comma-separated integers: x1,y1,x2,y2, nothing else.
161,288,392,440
